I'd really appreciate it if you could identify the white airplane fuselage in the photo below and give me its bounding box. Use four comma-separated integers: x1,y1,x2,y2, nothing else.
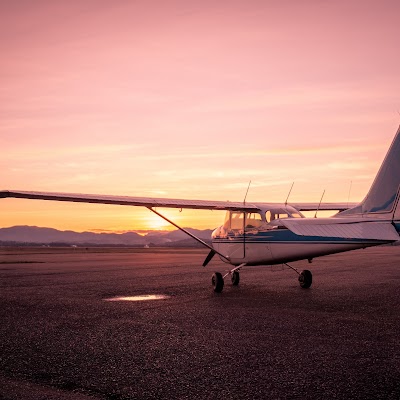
211,205,391,266
212,237,382,266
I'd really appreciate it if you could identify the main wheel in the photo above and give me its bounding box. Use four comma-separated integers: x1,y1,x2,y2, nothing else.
231,271,240,286
298,269,312,289
212,272,224,293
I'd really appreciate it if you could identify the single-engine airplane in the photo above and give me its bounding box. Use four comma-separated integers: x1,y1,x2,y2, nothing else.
2,126,400,292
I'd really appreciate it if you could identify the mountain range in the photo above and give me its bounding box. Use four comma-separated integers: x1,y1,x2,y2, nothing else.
0,226,214,247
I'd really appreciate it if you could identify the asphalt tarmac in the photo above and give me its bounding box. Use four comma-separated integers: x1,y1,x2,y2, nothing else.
0,246,400,400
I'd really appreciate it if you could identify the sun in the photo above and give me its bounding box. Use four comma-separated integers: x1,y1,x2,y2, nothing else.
143,210,174,231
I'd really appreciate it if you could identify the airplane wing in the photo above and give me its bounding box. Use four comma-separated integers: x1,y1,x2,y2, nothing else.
289,202,358,212
0,190,357,212
0,190,259,212
281,218,399,241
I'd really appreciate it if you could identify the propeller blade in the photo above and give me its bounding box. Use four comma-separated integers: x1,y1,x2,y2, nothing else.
202,249,216,267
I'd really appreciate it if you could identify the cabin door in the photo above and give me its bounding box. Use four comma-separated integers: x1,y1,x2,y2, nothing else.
229,211,246,259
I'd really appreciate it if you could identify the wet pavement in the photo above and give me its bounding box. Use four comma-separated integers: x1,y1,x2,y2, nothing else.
0,246,400,399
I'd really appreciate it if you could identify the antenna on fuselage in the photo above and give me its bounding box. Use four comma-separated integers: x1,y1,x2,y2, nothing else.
314,189,326,218
285,182,295,206
243,180,251,205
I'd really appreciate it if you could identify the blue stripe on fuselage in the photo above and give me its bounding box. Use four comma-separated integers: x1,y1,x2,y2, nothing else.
212,228,389,245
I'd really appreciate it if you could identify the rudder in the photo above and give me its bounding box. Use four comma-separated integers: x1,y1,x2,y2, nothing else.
341,126,400,218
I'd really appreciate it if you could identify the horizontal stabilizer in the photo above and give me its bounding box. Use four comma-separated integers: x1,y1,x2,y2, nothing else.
281,219,399,241
290,202,357,212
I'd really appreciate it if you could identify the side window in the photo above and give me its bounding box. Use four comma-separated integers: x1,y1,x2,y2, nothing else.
277,213,289,219
231,212,245,230
290,212,302,218
266,210,277,222
266,210,289,222
245,212,262,229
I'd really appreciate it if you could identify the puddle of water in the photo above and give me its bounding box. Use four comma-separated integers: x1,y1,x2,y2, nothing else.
104,294,170,302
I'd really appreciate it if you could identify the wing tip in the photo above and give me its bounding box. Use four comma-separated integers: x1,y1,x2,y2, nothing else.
0,190,11,198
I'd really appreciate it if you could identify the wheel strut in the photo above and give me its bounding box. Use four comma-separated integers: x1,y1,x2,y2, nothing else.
224,263,246,286
284,262,313,289
223,263,246,280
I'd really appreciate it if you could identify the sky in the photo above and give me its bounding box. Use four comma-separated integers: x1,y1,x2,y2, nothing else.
1,0,400,232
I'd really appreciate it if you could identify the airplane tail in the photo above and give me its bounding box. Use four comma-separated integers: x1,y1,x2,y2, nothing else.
340,125,400,220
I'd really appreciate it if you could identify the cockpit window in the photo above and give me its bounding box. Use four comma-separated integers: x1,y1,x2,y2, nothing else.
230,211,245,230
223,211,231,230
223,211,263,231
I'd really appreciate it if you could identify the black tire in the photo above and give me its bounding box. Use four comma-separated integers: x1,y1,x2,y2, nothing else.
231,271,240,286
212,272,224,293
298,269,312,289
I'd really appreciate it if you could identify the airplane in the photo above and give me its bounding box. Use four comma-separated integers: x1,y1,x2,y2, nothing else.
1,125,400,293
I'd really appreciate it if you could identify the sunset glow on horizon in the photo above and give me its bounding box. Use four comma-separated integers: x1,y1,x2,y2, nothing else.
1,1,400,232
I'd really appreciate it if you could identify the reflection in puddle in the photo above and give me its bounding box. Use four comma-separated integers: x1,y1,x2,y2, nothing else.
105,294,170,302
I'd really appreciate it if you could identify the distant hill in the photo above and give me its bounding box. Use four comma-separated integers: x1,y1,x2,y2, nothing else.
0,226,214,247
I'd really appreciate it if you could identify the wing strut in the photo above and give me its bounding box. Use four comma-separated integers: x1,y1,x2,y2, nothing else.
147,207,230,263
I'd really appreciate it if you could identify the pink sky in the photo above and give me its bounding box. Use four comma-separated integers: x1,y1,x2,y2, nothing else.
1,0,400,231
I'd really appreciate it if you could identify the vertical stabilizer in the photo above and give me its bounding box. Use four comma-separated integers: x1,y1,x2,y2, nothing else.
341,126,400,217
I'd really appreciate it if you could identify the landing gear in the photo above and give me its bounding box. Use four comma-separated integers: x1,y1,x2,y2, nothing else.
231,270,240,286
298,269,312,289
211,270,240,292
284,263,313,289
211,270,239,292
211,264,245,293
211,272,224,293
